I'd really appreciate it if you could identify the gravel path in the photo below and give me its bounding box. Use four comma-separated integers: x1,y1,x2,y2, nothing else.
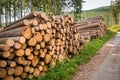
73,32,120,80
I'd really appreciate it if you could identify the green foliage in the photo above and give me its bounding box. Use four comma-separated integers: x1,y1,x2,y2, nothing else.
0,0,84,26
108,25,120,32
35,29,116,80
110,0,120,24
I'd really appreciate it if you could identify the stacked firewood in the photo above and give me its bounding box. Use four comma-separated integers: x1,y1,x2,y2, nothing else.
72,16,107,42
0,11,83,80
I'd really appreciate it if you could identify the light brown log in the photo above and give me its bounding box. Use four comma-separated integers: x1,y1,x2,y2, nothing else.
27,54,34,60
0,27,23,38
49,28,53,35
16,49,24,57
29,19,39,26
40,49,46,58
46,29,50,34
31,27,35,33
38,12,48,21
53,54,58,60
0,51,11,58
0,26,32,39
34,26,40,31
34,49,39,56
36,44,40,50
40,41,45,48
74,16,104,24
19,36,26,44
43,65,48,72
33,68,40,77
21,43,26,49
29,47,33,52
14,66,23,76
32,56,39,67
0,68,7,78
28,74,33,79
7,68,15,75
55,18,61,24
24,65,30,72
8,53,15,60
34,32,42,42
8,61,16,68
50,60,56,68
46,21,51,28
44,48,47,53
27,60,31,66
41,30,45,36
48,50,54,56
39,61,45,66
46,46,52,50
56,45,60,51
58,54,65,62
0,36,26,45
14,77,21,80
23,60,28,66
38,65,43,71
44,34,51,42
0,44,10,51
14,42,21,49
56,39,62,46
39,24,44,30
3,75,14,80
0,60,7,68
43,23,48,30
0,38,14,47
21,72,27,79
21,26,32,39
25,48,31,56
49,39,55,46
9,48,14,52
74,22,100,29
15,57,25,65
28,37,37,46
52,28,56,34
45,54,52,64
2,20,29,33
29,67,34,73
5,11,38,28
51,21,55,27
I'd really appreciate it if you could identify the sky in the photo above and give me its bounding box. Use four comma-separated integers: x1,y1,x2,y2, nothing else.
82,0,112,10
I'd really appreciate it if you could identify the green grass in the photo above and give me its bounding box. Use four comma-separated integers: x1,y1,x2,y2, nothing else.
108,25,120,32
33,30,116,80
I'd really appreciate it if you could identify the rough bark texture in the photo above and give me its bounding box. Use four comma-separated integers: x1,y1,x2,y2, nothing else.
0,12,106,80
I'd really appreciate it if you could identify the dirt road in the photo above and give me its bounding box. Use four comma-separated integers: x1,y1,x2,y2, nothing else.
73,32,120,80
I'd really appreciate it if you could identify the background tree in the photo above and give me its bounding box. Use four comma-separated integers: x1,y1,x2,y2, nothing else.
0,0,84,27
110,0,120,24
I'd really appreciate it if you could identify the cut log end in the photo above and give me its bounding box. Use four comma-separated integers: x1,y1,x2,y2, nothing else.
21,26,32,39
0,68,7,78
6,39,14,47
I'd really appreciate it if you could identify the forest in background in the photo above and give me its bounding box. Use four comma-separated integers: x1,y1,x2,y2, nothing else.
0,0,83,27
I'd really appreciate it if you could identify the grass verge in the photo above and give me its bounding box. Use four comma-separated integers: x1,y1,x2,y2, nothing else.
29,30,116,80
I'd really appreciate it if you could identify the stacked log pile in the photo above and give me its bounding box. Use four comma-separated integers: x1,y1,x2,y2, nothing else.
0,11,82,80
72,16,107,42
